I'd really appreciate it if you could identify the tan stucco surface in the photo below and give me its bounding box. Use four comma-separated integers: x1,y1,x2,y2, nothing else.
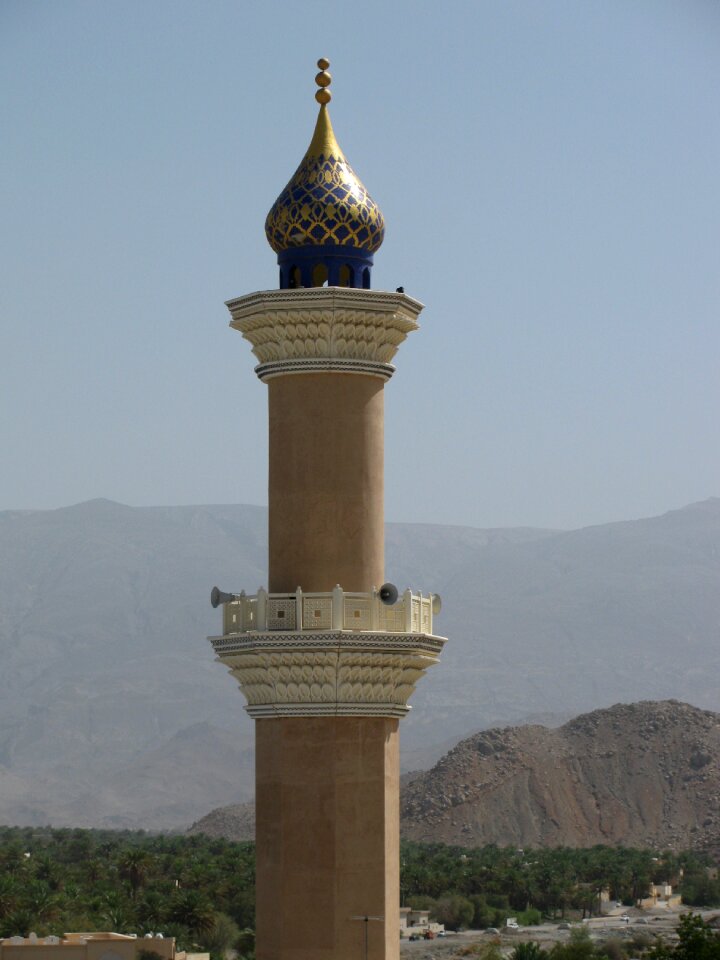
255,716,399,960
268,373,384,593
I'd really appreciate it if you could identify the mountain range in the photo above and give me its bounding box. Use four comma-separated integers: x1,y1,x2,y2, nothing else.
0,496,718,829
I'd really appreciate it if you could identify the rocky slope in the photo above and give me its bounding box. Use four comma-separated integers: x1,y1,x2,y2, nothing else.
188,801,256,841
401,700,720,849
190,701,720,851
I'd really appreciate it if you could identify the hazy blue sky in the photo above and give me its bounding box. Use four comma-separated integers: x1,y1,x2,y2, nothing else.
2,0,718,529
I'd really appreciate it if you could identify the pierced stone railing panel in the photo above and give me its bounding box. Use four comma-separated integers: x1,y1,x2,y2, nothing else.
220,585,438,638
267,596,297,631
302,596,332,630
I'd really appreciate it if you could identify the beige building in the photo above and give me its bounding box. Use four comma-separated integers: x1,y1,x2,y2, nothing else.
637,884,682,909
399,910,444,938
0,934,195,960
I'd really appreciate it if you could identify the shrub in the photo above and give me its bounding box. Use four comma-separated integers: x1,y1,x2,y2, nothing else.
598,938,626,960
511,944,549,959
517,908,543,926
457,945,503,959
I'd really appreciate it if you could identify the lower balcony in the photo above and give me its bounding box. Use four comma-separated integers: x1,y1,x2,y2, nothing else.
208,586,446,718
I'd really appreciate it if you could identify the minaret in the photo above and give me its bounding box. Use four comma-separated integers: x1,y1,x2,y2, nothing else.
210,60,446,960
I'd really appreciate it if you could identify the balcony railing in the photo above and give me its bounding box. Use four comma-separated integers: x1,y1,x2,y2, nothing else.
220,585,437,637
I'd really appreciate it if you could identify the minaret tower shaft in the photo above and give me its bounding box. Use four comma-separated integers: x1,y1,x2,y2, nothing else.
210,61,446,960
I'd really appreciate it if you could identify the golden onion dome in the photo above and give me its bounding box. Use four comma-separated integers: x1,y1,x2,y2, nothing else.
265,60,385,257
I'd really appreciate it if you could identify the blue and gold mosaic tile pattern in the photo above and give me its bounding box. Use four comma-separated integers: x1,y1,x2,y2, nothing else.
265,105,385,255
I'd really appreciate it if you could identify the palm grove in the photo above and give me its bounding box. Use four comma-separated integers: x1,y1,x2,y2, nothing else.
0,828,718,957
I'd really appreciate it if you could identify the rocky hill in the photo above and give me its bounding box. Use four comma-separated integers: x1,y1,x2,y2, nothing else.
401,700,720,850
190,701,720,851
188,801,256,841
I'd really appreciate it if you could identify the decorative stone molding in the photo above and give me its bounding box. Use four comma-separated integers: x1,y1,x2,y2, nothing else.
209,632,445,718
254,357,396,381
211,632,445,655
225,287,424,380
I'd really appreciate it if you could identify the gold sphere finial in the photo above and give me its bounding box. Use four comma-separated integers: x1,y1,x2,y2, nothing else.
315,57,332,104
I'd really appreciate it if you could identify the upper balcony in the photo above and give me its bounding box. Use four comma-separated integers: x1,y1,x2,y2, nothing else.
215,584,439,639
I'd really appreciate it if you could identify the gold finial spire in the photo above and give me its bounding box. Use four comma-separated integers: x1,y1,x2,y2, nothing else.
264,57,385,259
315,57,331,104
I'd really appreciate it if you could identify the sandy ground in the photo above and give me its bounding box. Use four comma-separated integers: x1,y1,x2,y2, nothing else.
399,908,719,958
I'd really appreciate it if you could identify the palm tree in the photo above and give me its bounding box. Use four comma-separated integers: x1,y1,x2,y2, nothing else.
0,875,20,921
0,908,35,940
511,944,548,960
167,890,216,938
22,880,60,926
199,912,241,957
119,849,152,898
136,890,165,931
101,892,133,932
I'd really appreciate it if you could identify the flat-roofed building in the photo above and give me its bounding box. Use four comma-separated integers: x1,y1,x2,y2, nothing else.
0,933,200,960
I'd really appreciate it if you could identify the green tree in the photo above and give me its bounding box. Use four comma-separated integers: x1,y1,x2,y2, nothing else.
627,851,653,904
236,927,255,960
199,912,241,959
648,912,720,959
517,908,543,926
136,890,166,931
0,876,20,920
469,894,496,929
167,889,216,938
434,893,474,930
101,891,133,932
22,880,60,927
680,872,720,907
406,894,438,912
0,908,36,939
119,849,152,898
